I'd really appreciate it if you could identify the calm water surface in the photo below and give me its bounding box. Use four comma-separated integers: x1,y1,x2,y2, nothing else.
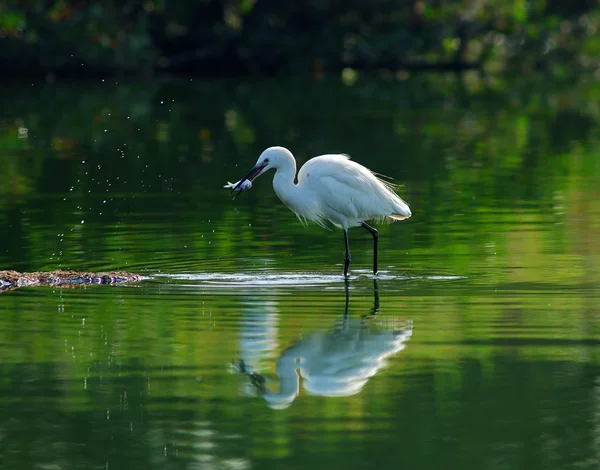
0,77,599,469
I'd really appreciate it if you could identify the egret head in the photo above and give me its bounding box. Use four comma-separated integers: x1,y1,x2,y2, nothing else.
233,147,293,191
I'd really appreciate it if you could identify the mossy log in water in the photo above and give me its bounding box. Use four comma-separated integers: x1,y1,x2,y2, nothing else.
0,270,144,292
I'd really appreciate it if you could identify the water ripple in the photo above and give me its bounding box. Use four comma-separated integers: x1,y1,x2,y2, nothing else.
152,271,466,288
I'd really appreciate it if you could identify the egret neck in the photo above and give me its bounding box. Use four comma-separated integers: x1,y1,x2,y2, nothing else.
271,155,301,214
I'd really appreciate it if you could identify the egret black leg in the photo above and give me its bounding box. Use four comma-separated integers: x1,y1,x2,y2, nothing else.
361,222,379,274
343,229,351,277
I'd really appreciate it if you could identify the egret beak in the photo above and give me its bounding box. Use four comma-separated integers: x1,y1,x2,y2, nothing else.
231,163,267,196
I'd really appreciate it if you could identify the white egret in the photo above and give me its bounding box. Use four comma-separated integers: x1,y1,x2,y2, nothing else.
230,146,411,276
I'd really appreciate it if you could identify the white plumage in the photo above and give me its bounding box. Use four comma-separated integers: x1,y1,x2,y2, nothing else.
292,153,411,227
230,146,412,276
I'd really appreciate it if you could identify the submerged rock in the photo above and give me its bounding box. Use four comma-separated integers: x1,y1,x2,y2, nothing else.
0,270,144,292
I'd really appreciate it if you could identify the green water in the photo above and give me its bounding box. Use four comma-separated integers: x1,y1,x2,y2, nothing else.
0,76,599,469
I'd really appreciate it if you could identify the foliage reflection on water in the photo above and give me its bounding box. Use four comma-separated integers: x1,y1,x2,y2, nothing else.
0,76,599,469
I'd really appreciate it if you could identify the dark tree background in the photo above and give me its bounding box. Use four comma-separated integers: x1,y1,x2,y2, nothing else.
1,0,599,77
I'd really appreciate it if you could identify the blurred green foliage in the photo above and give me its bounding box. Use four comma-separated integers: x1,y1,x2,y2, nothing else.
1,0,599,76
0,75,598,470
0,75,598,274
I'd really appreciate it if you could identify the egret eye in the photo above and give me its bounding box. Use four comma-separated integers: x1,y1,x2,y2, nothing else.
264,158,270,164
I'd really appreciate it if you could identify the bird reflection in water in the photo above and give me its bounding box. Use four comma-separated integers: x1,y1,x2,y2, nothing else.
234,279,413,409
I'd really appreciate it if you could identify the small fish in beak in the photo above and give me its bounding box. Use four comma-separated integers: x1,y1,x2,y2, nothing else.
224,161,268,199
223,179,252,190
223,178,253,199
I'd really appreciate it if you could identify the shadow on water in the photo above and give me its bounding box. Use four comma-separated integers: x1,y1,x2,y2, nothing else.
232,279,413,409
